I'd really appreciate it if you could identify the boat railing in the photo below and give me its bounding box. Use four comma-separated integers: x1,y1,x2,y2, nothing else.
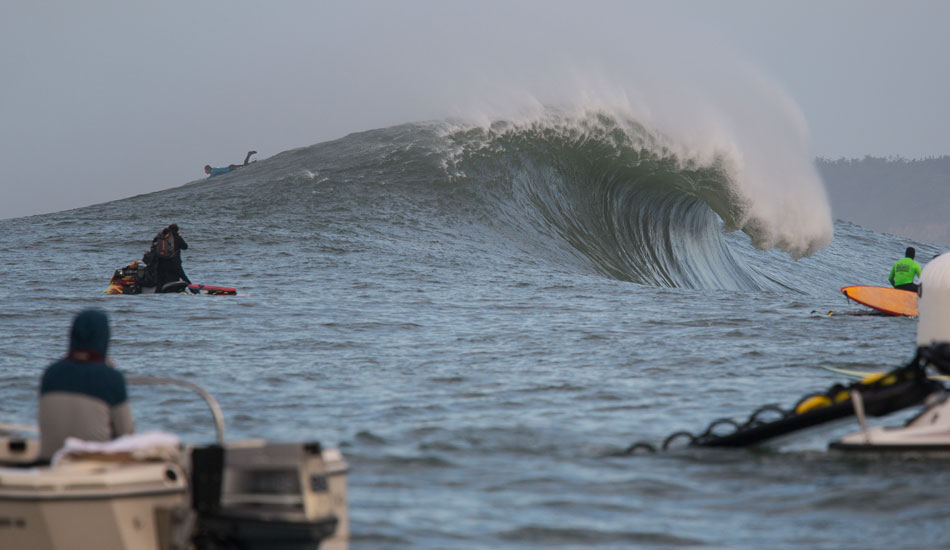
0,377,225,445
127,376,226,445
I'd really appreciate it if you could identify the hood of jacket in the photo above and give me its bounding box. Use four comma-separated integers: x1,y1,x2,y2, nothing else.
69,309,110,357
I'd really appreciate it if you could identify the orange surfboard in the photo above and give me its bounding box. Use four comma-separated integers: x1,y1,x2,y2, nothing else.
840,285,918,316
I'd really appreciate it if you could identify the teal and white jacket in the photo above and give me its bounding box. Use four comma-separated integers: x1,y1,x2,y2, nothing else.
38,310,134,461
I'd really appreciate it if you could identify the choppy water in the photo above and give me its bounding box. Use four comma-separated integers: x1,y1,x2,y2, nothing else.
1,112,946,549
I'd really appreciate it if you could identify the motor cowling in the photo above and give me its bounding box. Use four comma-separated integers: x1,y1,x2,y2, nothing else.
917,253,950,375
917,253,950,349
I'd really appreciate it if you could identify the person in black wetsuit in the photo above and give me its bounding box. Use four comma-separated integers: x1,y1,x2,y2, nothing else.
144,223,190,290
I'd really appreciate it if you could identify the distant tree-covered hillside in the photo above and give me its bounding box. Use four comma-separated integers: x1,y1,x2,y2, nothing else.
816,156,950,245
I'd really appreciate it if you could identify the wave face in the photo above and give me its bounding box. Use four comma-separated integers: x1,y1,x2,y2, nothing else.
239,109,833,291
45,109,837,293
436,110,826,290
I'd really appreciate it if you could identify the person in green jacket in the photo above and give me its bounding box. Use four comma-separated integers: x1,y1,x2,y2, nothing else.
888,246,922,292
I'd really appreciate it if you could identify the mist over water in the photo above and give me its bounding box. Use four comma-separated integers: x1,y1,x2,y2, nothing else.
418,25,834,257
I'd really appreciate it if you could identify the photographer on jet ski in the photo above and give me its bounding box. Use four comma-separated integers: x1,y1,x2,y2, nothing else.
889,246,922,292
145,223,191,290
38,309,134,462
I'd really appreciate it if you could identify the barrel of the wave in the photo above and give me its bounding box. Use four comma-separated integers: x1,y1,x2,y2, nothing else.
917,253,950,347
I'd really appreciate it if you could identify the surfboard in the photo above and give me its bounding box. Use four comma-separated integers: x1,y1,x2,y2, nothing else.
187,283,237,295
819,364,950,382
840,285,918,316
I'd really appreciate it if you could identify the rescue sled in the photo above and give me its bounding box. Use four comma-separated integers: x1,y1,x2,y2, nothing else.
187,284,237,296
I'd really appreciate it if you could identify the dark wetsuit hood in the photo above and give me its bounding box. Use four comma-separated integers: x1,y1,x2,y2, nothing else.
69,309,110,358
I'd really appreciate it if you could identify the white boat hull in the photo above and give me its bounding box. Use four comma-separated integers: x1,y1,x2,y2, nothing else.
0,436,348,549
0,460,190,550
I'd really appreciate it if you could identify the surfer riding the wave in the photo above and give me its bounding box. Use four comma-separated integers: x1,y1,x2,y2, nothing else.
204,150,257,178
889,246,922,292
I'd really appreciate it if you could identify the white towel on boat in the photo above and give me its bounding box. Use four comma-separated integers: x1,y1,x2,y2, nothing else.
52,430,181,465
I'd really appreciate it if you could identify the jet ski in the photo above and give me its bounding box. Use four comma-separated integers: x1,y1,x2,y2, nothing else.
0,377,347,550
106,261,237,295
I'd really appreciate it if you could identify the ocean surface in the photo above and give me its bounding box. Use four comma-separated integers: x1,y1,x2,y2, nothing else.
1,111,947,549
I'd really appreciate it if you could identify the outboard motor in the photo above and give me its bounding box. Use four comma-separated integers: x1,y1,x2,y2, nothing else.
917,253,950,360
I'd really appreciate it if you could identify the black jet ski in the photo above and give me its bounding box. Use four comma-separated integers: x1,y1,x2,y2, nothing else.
106,262,236,295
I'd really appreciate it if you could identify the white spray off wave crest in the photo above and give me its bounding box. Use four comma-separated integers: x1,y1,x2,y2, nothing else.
712,67,833,258
588,61,834,259
440,50,834,259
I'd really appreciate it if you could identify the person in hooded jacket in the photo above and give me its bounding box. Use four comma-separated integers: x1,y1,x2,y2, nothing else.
38,309,134,462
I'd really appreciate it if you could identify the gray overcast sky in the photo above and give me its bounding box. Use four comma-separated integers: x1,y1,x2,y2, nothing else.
2,1,949,220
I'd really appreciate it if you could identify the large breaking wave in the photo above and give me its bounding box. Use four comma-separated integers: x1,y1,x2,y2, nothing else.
81,108,835,292
229,108,833,291
428,108,833,289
